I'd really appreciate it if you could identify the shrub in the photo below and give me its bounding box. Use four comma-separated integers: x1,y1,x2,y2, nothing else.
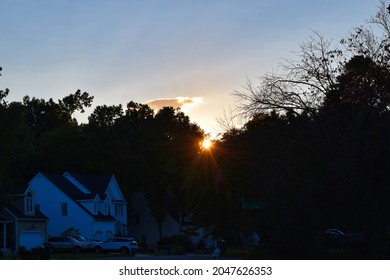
157,235,194,254
17,246,37,260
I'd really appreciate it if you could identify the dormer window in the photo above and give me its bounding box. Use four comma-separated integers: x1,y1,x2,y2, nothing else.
93,195,100,215
25,192,34,215
105,202,110,215
115,204,123,217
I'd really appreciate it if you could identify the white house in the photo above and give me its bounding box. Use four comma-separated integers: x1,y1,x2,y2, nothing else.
29,172,127,241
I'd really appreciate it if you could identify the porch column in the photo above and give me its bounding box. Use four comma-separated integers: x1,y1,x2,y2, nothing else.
2,223,6,251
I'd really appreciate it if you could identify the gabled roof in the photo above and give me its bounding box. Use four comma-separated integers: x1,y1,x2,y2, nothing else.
76,202,116,221
41,172,95,200
39,172,119,221
91,212,116,221
0,214,12,223
65,172,113,198
164,193,180,224
5,204,48,221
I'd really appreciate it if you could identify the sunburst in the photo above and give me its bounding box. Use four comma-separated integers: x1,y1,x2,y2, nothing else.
201,138,213,150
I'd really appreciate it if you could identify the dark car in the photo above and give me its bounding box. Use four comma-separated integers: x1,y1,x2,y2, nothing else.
321,228,346,247
321,228,365,248
94,237,138,255
44,236,87,253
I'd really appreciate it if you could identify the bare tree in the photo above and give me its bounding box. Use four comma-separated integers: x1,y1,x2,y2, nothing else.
234,1,390,119
215,106,244,135
234,32,342,119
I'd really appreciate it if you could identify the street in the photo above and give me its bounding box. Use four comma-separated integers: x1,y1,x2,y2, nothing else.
102,253,239,260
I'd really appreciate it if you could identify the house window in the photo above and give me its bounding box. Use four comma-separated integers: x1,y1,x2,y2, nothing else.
115,204,123,216
61,202,68,216
105,203,108,215
25,192,34,215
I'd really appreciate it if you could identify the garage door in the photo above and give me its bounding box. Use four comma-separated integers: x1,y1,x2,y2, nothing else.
20,232,44,250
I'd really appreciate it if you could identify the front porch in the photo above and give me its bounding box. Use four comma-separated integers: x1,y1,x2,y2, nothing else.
0,215,12,254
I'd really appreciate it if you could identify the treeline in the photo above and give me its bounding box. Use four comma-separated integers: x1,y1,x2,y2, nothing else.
209,1,390,258
2,1,390,260
0,80,205,233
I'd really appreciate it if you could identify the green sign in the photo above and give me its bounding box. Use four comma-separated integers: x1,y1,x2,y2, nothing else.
243,202,266,209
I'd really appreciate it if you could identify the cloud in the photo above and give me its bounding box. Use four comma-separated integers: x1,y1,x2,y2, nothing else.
145,97,203,113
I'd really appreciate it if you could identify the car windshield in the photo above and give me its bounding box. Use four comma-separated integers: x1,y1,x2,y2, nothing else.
325,229,344,235
64,236,78,242
72,235,87,242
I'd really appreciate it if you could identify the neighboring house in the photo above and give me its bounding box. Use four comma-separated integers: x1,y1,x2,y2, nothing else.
0,184,48,252
29,172,128,241
128,192,192,248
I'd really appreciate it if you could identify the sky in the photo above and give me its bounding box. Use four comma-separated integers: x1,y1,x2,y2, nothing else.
0,0,380,136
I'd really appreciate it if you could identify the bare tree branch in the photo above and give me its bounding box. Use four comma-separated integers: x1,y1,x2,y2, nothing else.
233,2,390,121
234,32,342,119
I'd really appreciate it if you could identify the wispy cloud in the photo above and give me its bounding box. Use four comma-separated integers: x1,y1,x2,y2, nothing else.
145,97,203,113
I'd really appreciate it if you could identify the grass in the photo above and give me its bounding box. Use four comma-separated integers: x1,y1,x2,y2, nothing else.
0,252,130,260
192,246,251,259
50,252,114,260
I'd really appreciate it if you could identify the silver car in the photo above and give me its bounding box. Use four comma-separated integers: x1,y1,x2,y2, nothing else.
94,237,138,255
44,236,86,253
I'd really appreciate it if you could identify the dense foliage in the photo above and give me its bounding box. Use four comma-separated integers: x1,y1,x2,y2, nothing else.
214,0,390,258
0,80,205,233
2,0,390,259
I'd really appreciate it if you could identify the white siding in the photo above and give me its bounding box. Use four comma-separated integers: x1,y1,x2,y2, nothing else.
107,178,127,226
28,173,128,242
107,177,125,201
79,201,94,214
29,174,95,240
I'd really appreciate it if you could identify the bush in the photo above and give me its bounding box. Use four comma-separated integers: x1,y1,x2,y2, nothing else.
262,226,323,259
63,227,80,236
157,235,194,254
17,246,38,260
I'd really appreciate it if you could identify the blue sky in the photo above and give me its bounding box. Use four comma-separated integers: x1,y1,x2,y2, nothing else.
0,0,380,135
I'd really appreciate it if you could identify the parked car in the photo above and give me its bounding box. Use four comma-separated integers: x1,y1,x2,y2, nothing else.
321,228,346,247
324,228,344,236
94,237,138,255
44,236,87,253
70,235,99,252
321,228,365,248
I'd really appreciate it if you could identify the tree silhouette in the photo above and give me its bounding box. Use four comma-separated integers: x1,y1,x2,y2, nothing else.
225,0,390,259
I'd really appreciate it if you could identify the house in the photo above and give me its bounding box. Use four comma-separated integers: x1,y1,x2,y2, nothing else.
127,191,192,248
28,172,128,241
0,184,48,252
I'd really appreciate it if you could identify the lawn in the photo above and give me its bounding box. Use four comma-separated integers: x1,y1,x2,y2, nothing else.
0,251,130,260
50,252,115,260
